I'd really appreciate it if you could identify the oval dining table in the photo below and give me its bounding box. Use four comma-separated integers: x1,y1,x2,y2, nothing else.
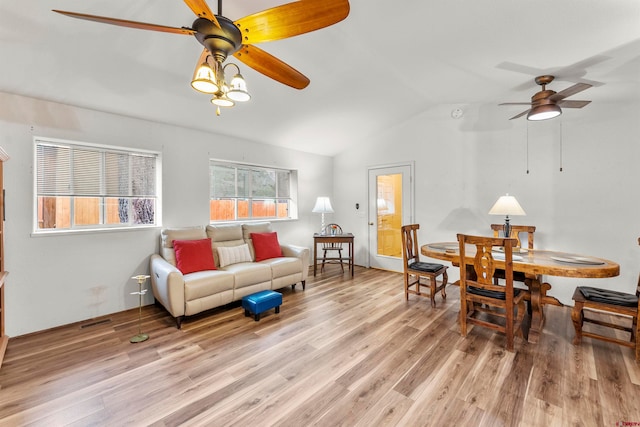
421,242,620,344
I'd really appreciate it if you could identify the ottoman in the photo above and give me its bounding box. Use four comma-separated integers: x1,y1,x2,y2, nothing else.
242,290,282,321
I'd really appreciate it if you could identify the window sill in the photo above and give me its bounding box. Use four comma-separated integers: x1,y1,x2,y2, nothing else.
209,218,298,225
31,224,161,237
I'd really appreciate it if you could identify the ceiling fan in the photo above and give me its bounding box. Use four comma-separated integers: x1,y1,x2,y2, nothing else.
53,0,350,112
499,75,592,121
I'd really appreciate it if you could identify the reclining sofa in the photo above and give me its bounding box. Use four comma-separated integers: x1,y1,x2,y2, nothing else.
150,222,309,328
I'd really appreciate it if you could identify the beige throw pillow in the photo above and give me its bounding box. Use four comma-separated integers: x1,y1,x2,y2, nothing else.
217,244,252,267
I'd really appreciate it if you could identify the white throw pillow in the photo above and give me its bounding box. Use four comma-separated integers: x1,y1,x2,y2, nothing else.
217,244,252,267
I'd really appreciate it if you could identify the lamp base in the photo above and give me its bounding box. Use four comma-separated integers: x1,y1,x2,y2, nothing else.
504,216,511,239
130,333,149,343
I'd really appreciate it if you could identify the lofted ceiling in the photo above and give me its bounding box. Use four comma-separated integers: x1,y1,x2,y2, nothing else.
1,0,639,157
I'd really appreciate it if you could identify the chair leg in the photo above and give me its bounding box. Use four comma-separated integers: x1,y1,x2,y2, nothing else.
403,273,409,301
634,315,639,363
459,295,468,337
429,280,436,308
440,270,448,300
338,249,344,272
505,300,515,352
571,301,585,345
321,249,327,272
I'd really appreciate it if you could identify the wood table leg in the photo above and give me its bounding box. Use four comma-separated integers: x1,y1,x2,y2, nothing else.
525,276,554,344
313,240,318,277
350,240,354,277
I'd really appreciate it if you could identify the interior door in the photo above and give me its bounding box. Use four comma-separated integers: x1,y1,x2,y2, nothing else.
368,163,413,271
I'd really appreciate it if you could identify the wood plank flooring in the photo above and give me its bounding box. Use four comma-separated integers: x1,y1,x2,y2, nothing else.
1,267,639,426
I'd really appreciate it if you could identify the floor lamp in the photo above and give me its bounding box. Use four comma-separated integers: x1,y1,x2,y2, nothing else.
130,275,150,343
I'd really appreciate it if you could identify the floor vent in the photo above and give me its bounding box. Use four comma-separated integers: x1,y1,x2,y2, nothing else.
80,318,112,329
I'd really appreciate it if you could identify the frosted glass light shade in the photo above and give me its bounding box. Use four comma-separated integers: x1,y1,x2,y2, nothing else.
527,104,562,121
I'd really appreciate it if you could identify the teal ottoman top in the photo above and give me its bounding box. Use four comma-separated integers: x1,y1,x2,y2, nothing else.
242,290,282,321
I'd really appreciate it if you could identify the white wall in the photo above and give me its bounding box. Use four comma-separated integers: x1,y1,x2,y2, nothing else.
333,101,640,305
3,90,638,336
0,91,332,336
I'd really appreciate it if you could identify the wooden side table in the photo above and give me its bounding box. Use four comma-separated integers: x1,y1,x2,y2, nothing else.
313,233,355,277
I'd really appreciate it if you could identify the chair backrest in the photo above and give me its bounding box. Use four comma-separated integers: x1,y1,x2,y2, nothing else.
491,224,536,250
458,234,517,296
322,223,343,249
401,224,421,270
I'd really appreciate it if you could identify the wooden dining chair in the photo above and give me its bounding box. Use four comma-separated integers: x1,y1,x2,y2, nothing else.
490,224,536,250
491,224,536,286
320,223,344,272
458,234,528,351
571,238,640,362
401,224,448,307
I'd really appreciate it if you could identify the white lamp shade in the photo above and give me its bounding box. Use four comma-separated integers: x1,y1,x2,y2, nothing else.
312,197,334,214
489,194,526,216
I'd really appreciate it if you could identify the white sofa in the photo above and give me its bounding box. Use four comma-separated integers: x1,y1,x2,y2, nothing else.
150,222,309,328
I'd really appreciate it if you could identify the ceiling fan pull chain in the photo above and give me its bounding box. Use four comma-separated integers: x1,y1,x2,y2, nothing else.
559,120,563,172
526,122,530,174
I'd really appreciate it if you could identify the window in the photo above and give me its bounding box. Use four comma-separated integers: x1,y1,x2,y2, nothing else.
34,138,161,233
210,160,297,222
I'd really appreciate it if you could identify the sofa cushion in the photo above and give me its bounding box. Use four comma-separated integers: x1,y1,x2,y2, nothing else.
160,226,207,266
183,270,234,300
260,256,302,278
207,224,246,267
217,244,252,267
173,238,216,274
242,222,272,259
251,232,284,261
207,223,244,242
221,262,272,289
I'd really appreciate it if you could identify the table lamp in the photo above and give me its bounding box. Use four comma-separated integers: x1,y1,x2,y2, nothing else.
312,196,334,234
488,194,526,239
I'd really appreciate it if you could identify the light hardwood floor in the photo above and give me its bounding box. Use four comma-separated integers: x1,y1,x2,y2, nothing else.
1,267,639,426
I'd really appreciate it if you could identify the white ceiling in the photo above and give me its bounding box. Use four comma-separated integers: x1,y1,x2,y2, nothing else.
2,0,639,156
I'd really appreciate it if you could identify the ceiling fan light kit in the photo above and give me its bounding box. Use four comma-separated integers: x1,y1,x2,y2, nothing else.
527,103,562,121
192,57,250,113
53,0,350,115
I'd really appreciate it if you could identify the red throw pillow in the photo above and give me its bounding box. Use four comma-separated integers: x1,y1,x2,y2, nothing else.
251,232,283,262
173,238,216,274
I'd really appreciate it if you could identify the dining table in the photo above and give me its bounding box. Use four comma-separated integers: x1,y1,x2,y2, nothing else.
421,242,620,343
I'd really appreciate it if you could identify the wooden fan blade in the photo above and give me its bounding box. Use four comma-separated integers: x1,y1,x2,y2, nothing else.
499,102,531,106
233,45,310,90
509,110,530,120
183,0,221,28
234,0,350,44
557,100,591,108
52,10,194,35
549,82,592,102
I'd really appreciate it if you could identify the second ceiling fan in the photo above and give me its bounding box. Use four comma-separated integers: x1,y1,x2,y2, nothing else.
500,75,592,121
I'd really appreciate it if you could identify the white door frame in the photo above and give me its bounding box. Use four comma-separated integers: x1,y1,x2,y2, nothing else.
367,162,415,271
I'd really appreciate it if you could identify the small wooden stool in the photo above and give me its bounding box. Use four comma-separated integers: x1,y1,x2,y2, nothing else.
242,290,282,321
